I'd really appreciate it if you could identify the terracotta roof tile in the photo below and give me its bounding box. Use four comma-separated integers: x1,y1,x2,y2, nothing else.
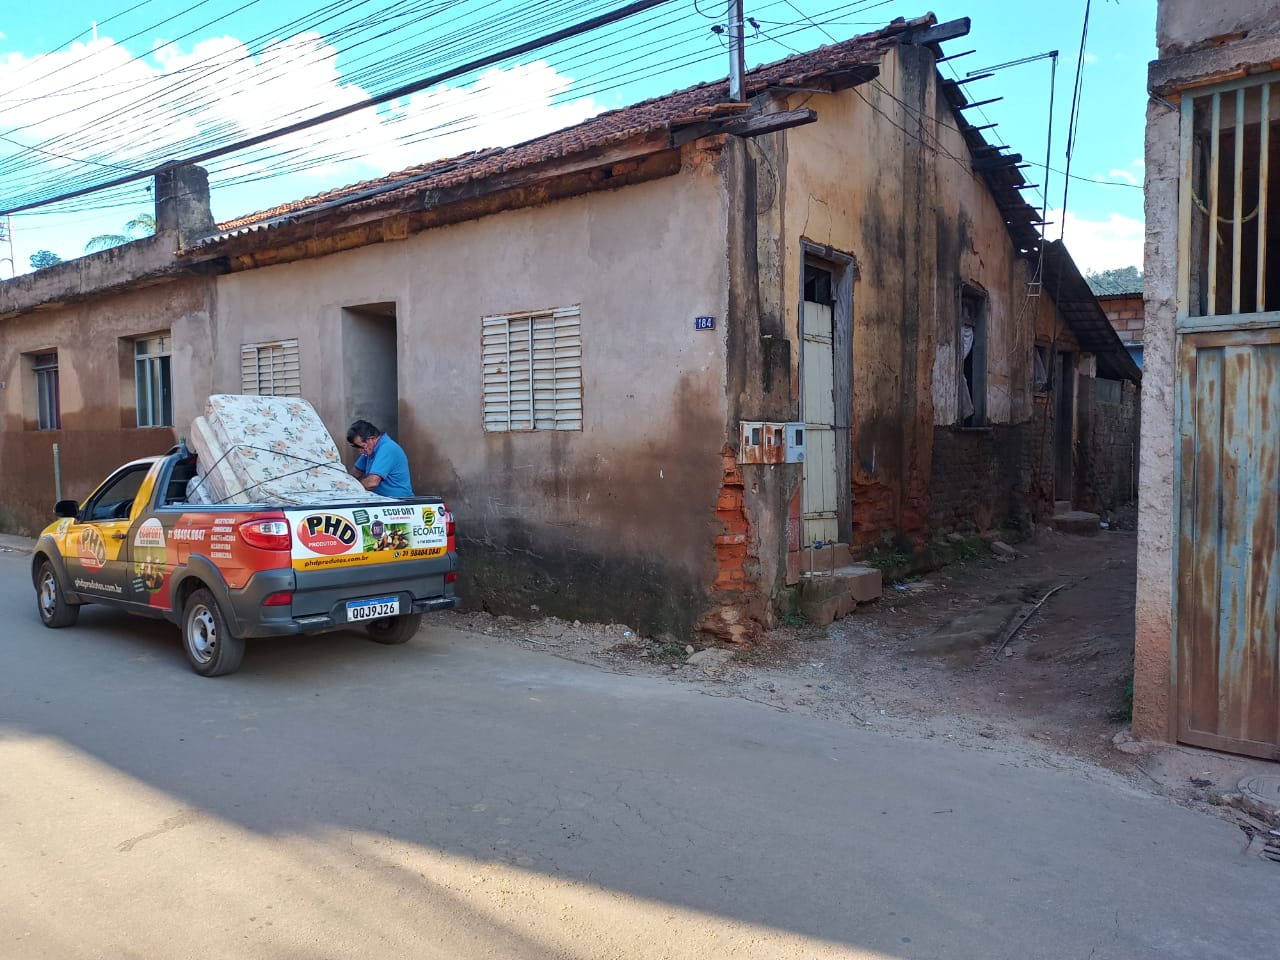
212,15,932,236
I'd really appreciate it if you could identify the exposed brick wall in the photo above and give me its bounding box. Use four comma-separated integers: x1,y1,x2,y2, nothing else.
850,476,898,548
697,447,765,644
927,378,1139,534
713,450,751,591
928,409,1057,535
1077,378,1141,512
1098,294,1145,347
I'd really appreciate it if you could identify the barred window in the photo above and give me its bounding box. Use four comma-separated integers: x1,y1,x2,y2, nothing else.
481,307,582,432
241,339,301,396
1179,73,1280,321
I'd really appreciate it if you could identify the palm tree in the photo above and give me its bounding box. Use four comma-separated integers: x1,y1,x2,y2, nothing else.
85,213,157,253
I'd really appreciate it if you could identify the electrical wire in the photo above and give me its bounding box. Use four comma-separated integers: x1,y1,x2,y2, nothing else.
0,1,636,172
0,0,873,206
0,0,690,214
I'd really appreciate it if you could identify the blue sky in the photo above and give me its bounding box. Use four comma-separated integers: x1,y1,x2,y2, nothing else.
0,1,1153,276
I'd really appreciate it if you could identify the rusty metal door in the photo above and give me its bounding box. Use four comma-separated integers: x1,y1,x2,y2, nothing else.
1175,329,1280,759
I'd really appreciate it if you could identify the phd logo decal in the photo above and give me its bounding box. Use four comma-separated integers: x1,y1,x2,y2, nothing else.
299,514,359,555
134,518,166,550
78,527,107,570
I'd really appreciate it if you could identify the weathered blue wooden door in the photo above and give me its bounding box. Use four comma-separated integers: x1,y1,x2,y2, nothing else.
1176,330,1280,759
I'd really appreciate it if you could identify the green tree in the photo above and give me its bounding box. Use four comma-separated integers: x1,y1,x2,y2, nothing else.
1085,265,1143,296
84,212,157,253
29,249,63,269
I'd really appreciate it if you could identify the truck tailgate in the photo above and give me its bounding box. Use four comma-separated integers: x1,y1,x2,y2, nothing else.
286,502,449,572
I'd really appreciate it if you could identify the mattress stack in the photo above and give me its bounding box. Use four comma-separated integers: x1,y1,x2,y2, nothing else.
186,394,386,506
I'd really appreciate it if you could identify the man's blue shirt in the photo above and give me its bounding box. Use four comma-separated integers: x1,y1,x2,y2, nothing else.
355,435,414,498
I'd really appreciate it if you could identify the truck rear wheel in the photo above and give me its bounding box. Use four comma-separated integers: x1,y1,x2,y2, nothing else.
36,559,79,628
366,613,422,645
182,588,245,676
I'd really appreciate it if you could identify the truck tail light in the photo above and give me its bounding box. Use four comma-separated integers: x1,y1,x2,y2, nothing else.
443,503,456,551
262,591,293,607
445,571,457,584
238,518,291,550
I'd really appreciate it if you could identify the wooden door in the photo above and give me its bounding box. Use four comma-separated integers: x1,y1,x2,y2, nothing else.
802,298,839,545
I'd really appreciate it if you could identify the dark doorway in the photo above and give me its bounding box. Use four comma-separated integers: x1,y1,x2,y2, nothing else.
341,302,399,441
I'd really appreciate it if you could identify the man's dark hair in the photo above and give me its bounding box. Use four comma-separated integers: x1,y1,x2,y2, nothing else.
346,419,382,444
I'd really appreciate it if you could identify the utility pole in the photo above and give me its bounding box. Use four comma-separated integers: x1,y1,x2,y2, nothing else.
728,0,746,101
1,215,12,279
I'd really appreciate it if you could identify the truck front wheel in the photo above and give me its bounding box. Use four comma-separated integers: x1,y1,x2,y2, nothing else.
182,588,245,676
36,559,79,628
366,613,422,645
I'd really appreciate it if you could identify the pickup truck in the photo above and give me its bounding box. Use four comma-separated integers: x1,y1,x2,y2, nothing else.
30,446,458,676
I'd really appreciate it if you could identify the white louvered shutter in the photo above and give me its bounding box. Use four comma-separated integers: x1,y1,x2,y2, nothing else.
241,340,301,396
483,308,581,432
532,307,582,430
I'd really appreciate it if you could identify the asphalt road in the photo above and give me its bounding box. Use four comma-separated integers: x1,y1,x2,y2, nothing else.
1,544,1276,960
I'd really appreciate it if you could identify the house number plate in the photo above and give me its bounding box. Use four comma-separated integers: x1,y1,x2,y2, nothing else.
694,316,716,330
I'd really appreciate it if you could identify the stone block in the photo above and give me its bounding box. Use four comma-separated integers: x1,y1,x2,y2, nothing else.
796,564,882,625
834,564,882,602
1052,510,1101,536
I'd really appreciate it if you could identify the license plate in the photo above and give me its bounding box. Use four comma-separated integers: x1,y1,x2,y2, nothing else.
346,596,400,621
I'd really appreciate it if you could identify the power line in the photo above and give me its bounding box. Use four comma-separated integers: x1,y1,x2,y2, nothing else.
1059,0,1093,244
0,0,638,198
200,0,898,197
0,0,683,215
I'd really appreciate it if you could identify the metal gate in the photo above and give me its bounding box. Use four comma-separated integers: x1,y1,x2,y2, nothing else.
1175,329,1280,759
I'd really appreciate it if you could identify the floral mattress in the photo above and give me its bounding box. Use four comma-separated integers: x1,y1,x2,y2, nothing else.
186,394,386,505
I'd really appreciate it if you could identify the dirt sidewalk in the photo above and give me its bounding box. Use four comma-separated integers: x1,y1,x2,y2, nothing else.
450,525,1280,842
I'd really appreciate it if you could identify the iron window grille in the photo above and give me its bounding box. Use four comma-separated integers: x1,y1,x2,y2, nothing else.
1178,73,1280,326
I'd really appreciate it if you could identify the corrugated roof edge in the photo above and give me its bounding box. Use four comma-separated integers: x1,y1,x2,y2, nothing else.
1041,240,1142,384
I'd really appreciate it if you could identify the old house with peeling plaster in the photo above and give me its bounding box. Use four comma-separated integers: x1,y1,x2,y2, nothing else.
1135,0,1280,759
1,14,1138,645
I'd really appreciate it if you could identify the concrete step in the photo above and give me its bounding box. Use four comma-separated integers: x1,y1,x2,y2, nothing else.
1052,510,1101,536
1054,499,1072,514
796,563,883,626
787,542,853,584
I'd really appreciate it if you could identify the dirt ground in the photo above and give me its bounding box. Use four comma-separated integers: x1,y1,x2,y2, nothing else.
452,525,1138,761
447,524,1280,844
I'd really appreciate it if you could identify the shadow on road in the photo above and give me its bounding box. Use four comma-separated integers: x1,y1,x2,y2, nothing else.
2,551,1274,960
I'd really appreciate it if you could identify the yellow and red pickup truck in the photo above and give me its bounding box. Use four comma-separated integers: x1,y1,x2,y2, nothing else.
30,446,458,676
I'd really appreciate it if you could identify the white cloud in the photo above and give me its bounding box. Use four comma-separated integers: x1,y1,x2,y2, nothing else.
1107,168,1139,185
1083,52,1098,64
0,32,604,268
1047,208,1145,273
0,32,602,208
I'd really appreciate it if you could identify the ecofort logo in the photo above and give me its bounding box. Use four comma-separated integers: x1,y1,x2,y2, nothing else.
134,517,166,549
298,514,359,555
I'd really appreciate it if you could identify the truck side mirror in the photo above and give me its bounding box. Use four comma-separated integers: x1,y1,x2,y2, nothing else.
54,499,79,518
